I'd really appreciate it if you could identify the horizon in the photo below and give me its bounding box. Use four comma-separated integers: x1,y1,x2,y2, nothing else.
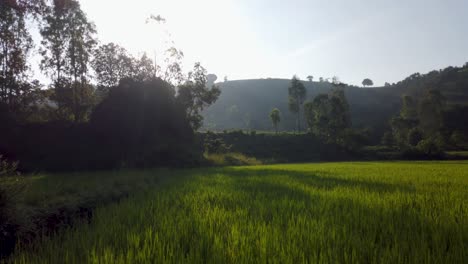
28,0,468,87
80,0,468,87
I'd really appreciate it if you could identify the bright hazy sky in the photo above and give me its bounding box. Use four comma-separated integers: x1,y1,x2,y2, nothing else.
40,0,468,86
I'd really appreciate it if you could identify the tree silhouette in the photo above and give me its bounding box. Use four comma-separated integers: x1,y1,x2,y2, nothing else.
269,108,281,133
177,63,221,130
40,0,97,121
307,75,313,82
362,78,374,87
92,43,135,89
288,75,306,132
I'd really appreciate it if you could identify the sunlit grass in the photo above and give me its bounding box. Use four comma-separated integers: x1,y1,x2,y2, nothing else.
9,161,468,263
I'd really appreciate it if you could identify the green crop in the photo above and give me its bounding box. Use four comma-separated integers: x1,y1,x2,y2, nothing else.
9,161,468,263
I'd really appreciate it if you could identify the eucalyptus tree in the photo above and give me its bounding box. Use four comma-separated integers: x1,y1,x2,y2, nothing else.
0,0,44,112
288,75,306,132
40,0,97,121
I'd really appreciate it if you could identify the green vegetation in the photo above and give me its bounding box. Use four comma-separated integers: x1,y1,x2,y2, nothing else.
7,161,468,263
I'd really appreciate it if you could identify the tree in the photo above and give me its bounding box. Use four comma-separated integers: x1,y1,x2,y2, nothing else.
304,89,351,142
90,78,194,168
92,42,135,89
134,53,157,82
0,0,37,112
176,63,221,130
288,75,306,132
384,82,391,87
319,77,324,82
362,78,373,87
419,89,446,137
40,0,97,122
162,47,183,85
400,95,418,120
269,108,281,133
307,75,313,82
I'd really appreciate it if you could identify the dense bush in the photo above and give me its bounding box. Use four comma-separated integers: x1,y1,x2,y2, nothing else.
199,131,355,163
90,78,197,168
0,78,200,172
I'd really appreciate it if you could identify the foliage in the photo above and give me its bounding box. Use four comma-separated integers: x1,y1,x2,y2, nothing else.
203,131,231,154
288,75,306,131
90,78,195,168
0,155,19,177
91,43,135,89
269,108,281,133
0,0,36,113
407,127,423,146
199,131,351,163
8,162,468,263
418,89,446,137
177,63,221,130
416,138,444,157
304,88,351,143
204,152,261,166
40,0,97,122
362,78,373,87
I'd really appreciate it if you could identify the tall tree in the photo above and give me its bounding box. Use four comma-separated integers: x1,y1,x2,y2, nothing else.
362,78,373,87
134,53,157,82
307,75,313,82
269,108,281,133
92,42,135,89
163,47,184,85
66,1,97,121
40,0,97,121
304,89,351,142
0,0,39,112
288,75,306,132
176,63,221,130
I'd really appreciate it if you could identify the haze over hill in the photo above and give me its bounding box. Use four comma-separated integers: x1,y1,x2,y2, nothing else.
203,64,468,139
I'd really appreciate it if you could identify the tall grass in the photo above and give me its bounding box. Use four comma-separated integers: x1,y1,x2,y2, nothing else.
8,162,468,263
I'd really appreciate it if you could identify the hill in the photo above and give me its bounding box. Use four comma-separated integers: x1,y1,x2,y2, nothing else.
203,64,468,141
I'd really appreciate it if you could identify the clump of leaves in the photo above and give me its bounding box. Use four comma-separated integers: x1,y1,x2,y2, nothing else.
204,132,231,154
0,155,19,177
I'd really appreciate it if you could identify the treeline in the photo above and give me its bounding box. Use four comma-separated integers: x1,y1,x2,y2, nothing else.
385,90,468,155
264,73,468,157
265,76,369,151
0,0,220,172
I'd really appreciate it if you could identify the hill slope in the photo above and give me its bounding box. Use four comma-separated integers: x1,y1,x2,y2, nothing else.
203,64,468,138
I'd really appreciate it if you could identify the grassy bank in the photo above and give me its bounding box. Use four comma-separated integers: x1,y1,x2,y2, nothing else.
6,161,468,263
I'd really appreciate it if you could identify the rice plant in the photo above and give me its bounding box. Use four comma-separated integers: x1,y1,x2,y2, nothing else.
8,161,468,263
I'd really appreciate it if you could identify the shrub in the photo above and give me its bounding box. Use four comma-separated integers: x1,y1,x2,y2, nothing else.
0,175,25,257
416,139,444,157
204,131,231,154
204,152,261,166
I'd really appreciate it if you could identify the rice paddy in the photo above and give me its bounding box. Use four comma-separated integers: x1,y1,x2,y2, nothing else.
8,161,468,263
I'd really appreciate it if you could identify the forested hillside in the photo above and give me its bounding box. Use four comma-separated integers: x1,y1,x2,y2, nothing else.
203,64,468,139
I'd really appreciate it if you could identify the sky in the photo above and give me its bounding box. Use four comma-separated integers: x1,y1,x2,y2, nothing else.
35,0,468,86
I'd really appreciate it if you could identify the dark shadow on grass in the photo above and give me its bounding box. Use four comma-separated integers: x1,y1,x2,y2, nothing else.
219,167,416,194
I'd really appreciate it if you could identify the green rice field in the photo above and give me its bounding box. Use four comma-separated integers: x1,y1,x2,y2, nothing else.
8,161,468,263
